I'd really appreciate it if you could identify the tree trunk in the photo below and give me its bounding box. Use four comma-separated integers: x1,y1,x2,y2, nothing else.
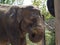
54,0,60,45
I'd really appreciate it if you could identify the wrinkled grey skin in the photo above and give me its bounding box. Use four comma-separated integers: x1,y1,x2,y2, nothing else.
0,6,44,45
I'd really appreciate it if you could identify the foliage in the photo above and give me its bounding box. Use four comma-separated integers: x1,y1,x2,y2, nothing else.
45,29,55,45
0,0,15,4
0,0,24,5
32,0,54,21
32,0,41,7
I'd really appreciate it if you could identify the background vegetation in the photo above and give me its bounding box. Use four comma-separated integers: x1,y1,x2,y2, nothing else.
0,0,55,45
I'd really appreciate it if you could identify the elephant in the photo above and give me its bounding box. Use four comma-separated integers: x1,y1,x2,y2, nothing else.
0,5,44,45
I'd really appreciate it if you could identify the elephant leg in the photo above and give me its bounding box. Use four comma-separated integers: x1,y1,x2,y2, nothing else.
7,31,27,45
5,27,21,45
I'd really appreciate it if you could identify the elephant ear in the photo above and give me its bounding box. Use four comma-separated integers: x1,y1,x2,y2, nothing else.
5,6,23,24
5,6,18,24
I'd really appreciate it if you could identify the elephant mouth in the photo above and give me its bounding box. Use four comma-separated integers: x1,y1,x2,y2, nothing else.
28,32,44,43
28,25,44,43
